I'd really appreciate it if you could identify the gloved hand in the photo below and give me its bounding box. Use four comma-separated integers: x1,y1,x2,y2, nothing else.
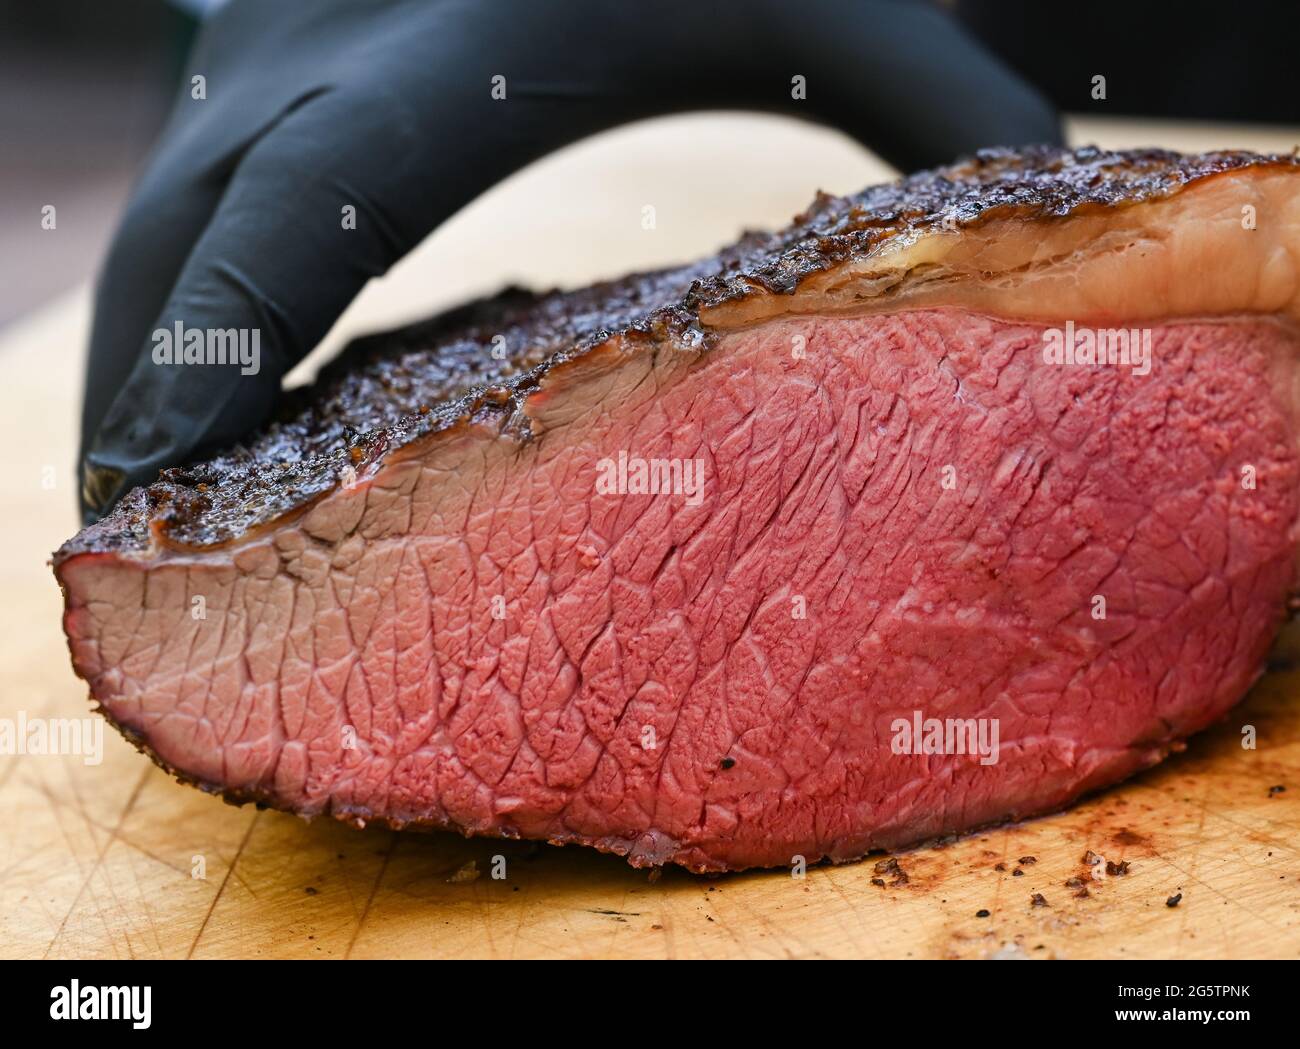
80,0,1061,521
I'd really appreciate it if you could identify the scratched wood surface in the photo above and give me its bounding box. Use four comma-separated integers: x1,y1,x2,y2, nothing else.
3,115,1299,960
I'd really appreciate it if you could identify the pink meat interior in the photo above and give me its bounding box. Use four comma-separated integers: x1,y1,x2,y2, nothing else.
59,309,1300,870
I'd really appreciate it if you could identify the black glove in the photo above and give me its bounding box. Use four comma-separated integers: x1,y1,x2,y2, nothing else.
80,0,1061,521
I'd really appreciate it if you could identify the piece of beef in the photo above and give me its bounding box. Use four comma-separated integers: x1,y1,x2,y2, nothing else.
55,146,1300,871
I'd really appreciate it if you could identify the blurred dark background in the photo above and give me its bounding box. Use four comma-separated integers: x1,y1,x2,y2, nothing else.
1,0,1295,328
956,0,1298,123
0,0,192,326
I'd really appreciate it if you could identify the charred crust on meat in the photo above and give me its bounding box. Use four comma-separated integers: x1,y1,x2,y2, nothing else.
53,146,1300,558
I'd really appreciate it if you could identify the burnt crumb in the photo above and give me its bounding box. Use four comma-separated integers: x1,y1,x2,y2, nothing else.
994,862,1007,872
304,886,319,896
975,909,991,918
1166,893,1183,907
1030,893,1049,907
719,757,736,770
1064,876,1087,889
1075,887,1091,899
1018,856,1037,866
1013,869,1025,877
872,856,909,886
1106,860,1131,877
1269,784,1286,796
651,923,663,930
446,860,481,884
871,878,886,888
1083,850,1102,866
875,858,909,882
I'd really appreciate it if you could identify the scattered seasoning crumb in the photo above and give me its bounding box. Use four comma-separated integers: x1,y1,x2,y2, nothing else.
1269,785,1286,796
871,878,886,887
304,886,318,896
719,757,736,770
446,860,480,884
1106,860,1131,877
418,404,430,414
1064,876,1087,889
994,862,1007,872
1166,893,1183,907
1012,868,1025,877
651,924,663,930
872,856,909,886
1030,893,1049,907
1018,856,1037,866
975,909,991,918
348,446,364,463
1075,887,1091,899
1083,850,1101,866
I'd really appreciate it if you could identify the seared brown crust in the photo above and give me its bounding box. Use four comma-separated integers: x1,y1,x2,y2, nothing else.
55,145,1300,558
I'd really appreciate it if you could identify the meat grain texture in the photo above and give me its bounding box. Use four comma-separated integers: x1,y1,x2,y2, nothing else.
56,147,1300,871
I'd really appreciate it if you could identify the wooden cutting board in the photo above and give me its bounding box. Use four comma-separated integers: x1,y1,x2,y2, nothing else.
3,116,1299,960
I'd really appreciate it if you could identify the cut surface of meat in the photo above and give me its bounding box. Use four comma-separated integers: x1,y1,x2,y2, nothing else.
56,147,1300,871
